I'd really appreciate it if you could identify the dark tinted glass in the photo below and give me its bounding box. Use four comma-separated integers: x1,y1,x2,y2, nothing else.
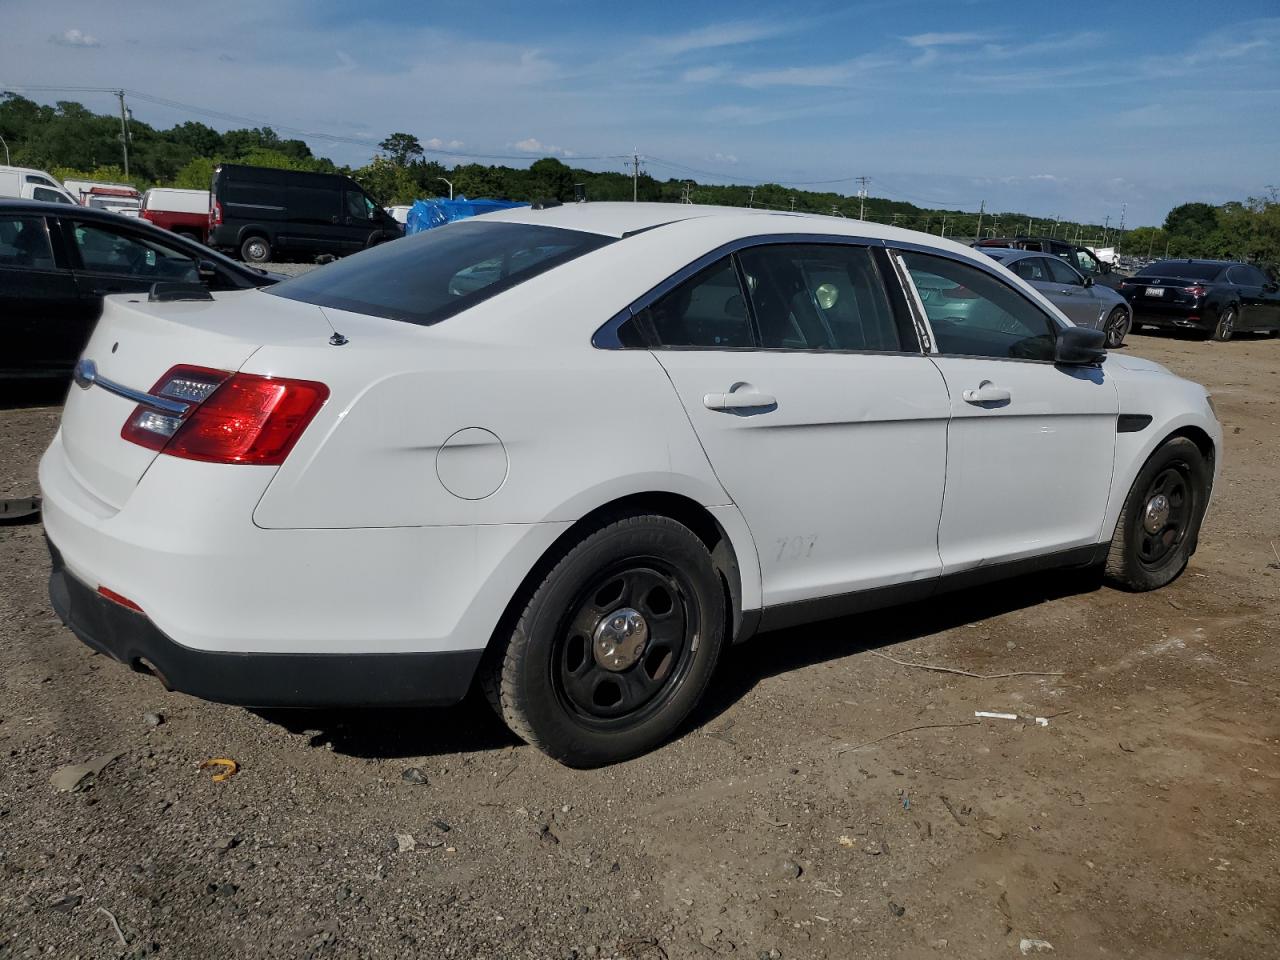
738,244,905,351
225,181,284,209
1044,257,1083,285
1137,261,1226,281
638,257,754,348
902,252,1057,361
72,221,198,281
1011,257,1051,282
0,216,55,268
289,186,337,220
268,220,613,326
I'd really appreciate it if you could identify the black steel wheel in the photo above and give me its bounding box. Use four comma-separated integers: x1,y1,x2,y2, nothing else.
1105,437,1210,591
482,513,726,767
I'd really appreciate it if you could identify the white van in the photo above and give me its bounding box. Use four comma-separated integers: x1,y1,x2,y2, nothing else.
0,165,78,205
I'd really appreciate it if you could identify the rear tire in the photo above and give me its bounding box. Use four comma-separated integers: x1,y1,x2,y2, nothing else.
482,514,726,767
1210,305,1236,342
1104,437,1210,591
1103,307,1130,348
240,235,272,264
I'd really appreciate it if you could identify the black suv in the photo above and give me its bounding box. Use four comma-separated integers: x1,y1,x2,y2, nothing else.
974,236,1120,289
209,164,402,263
0,199,277,380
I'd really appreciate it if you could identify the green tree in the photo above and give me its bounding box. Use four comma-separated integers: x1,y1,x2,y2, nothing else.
379,132,424,167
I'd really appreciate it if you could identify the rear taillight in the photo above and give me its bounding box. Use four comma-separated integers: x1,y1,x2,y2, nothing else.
120,365,328,465
211,200,222,226
1184,285,1206,297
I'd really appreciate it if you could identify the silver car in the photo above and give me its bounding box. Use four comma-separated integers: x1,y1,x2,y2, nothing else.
981,248,1132,348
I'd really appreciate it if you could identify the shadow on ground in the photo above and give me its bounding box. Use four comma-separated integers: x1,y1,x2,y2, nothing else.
256,566,1105,762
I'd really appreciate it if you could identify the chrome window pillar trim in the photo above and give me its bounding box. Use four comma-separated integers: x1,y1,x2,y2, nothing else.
886,250,936,354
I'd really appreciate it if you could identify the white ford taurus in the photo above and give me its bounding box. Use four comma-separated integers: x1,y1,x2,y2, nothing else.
41,203,1221,766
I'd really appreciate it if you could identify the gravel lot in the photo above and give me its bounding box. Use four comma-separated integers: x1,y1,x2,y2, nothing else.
1,328,1277,959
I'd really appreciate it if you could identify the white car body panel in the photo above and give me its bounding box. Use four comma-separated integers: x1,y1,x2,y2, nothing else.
39,203,1222,705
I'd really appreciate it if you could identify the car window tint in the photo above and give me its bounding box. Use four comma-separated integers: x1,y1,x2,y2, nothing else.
268,220,613,326
1136,261,1226,281
1246,265,1271,285
344,191,375,221
1045,257,1083,285
736,244,903,351
902,252,1057,362
1075,249,1100,275
72,222,198,281
637,257,754,348
1012,257,1049,282
0,216,56,269
33,186,72,204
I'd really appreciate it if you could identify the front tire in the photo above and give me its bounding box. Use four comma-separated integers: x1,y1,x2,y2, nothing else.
1104,437,1210,591
482,514,726,767
240,235,272,264
1211,305,1236,342
1103,307,1130,348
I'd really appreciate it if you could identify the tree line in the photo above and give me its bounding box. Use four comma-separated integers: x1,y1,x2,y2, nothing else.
2,92,1276,269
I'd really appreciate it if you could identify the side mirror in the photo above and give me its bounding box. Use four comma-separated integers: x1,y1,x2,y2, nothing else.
1055,325,1106,366
197,259,218,284
1083,276,1094,288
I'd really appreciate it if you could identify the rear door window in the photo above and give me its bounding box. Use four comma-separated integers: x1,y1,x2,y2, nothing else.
633,257,755,348
268,220,614,326
70,221,199,281
1045,257,1084,285
0,216,56,269
737,244,908,351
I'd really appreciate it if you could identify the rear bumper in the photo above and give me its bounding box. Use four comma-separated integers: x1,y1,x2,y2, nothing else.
48,539,481,708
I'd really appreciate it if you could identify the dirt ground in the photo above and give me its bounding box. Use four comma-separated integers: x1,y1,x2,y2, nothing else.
1,330,1277,960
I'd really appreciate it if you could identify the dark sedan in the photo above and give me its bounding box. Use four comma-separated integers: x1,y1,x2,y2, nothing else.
1,199,280,380
1119,259,1280,341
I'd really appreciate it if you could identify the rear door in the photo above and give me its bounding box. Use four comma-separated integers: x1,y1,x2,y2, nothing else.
0,213,85,375
1227,265,1277,330
648,243,950,610
896,250,1117,572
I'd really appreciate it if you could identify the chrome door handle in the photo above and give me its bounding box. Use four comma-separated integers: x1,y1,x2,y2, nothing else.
1059,289,1074,295
703,390,777,411
962,381,1011,404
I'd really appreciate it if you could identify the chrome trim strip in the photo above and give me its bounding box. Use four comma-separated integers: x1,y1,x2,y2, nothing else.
72,359,191,416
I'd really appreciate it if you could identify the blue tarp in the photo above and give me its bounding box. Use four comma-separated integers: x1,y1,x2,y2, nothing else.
404,196,529,235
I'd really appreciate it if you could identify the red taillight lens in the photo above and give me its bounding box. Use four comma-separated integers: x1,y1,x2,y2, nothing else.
1184,285,1206,297
121,365,231,451
120,365,328,465
165,374,329,464
211,200,222,226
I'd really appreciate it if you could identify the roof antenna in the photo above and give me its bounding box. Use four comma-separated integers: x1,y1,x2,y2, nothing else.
317,306,349,346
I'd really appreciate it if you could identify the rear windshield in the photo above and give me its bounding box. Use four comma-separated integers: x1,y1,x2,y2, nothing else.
267,220,614,326
1137,261,1226,281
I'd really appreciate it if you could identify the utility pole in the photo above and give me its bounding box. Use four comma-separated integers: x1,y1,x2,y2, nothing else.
891,213,901,228
0,133,8,165
973,200,985,243
116,89,130,178
630,150,641,203
855,176,870,220
923,215,931,233
790,196,796,211
1147,232,1156,259
940,215,948,238
435,177,453,200
1026,216,1032,234
1116,202,1127,254
748,187,755,209
1101,214,1111,248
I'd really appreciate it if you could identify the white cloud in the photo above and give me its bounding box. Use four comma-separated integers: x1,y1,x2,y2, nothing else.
904,31,987,48
512,137,573,157
50,27,100,47
682,65,727,83
424,137,465,150
655,21,790,56
709,152,738,164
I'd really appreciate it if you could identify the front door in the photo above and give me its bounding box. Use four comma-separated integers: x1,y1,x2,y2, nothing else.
643,244,951,609
1043,256,1107,328
897,250,1118,573
67,219,202,300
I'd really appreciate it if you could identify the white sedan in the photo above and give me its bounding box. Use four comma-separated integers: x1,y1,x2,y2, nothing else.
41,203,1221,766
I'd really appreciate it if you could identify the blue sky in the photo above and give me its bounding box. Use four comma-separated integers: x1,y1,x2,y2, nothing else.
2,0,1279,225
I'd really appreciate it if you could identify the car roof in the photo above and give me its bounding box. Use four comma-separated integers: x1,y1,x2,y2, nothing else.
478,201,953,244
0,197,148,223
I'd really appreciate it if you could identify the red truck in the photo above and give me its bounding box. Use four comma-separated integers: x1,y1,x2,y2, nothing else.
139,188,211,243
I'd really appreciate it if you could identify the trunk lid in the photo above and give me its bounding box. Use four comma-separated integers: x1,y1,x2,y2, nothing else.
60,289,332,509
